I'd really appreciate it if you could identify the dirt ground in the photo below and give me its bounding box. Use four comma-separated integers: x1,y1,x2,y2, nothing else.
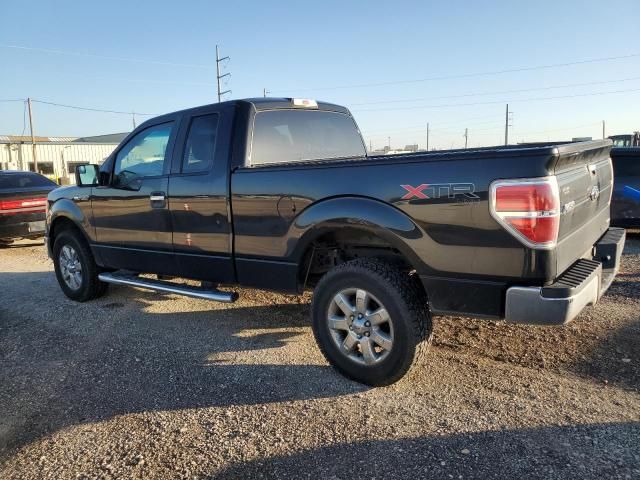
0,234,638,479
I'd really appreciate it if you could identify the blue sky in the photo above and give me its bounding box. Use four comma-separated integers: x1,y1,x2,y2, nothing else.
1,0,639,149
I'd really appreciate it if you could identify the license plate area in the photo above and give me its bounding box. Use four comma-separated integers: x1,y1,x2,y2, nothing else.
28,220,46,233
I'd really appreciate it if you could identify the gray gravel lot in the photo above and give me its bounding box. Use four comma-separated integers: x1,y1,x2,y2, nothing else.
0,234,639,479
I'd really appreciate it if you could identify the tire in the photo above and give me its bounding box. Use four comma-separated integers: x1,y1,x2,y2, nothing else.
53,230,108,302
311,258,432,386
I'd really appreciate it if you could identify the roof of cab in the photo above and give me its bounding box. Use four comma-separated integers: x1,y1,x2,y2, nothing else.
240,98,350,114
144,97,350,123
132,98,353,135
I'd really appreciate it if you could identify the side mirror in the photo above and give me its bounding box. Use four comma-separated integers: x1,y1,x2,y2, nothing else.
75,164,99,187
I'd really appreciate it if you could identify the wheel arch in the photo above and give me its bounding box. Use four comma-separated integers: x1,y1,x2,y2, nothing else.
291,196,428,288
48,199,92,248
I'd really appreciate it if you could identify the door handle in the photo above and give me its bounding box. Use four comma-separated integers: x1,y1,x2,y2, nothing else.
150,192,166,208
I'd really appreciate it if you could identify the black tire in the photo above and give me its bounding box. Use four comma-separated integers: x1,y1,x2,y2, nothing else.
312,258,432,386
53,230,108,302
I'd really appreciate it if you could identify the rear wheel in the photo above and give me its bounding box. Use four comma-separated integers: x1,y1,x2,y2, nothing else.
53,230,108,301
312,258,432,386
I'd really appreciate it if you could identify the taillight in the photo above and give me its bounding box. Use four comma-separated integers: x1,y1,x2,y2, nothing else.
0,197,48,215
490,178,560,249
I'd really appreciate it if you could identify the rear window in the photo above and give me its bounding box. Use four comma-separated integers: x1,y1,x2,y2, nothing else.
612,157,640,177
0,172,56,189
250,110,365,166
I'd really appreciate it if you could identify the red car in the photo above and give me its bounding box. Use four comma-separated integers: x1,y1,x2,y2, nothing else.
0,171,58,245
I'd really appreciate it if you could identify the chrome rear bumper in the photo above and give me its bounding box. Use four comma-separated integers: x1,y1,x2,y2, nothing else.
504,227,625,325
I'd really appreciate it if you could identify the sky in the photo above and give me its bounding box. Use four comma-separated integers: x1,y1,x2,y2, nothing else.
1,0,639,150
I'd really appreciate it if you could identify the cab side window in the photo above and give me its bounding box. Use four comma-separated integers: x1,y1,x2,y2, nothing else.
113,122,173,187
182,114,219,173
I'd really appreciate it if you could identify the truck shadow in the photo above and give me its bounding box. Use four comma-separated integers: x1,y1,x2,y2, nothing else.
1,261,638,459
0,272,365,457
212,421,640,479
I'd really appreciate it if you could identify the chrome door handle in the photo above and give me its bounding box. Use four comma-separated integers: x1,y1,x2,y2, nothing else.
150,192,167,208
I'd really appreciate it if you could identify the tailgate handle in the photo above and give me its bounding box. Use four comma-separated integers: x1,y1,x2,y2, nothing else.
588,164,597,175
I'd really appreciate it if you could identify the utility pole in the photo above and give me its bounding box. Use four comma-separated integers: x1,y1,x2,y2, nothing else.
263,88,270,98
464,128,468,149
27,98,37,173
505,104,509,145
388,136,391,150
216,45,231,102
426,122,430,151
602,120,606,139
132,112,137,129
504,104,514,145
369,139,372,152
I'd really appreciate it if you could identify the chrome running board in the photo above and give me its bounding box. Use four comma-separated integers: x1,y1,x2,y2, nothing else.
98,272,238,303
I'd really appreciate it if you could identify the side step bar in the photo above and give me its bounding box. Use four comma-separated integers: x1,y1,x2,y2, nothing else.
98,272,238,303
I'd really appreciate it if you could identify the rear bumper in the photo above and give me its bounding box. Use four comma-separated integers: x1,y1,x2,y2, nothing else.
0,219,46,240
504,227,625,325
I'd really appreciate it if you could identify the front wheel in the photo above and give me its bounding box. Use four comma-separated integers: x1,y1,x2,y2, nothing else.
311,258,432,386
53,230,108,302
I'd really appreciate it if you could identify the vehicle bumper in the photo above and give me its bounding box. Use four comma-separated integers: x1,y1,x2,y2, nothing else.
0,220,46,240
504,227,625,325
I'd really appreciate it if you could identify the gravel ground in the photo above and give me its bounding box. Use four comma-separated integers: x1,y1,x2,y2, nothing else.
0,234,639,479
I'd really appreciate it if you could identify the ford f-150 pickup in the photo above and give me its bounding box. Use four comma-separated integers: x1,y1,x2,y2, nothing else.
45,98,625,386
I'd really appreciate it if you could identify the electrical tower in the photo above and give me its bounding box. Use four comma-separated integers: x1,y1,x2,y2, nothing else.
216,45,231,102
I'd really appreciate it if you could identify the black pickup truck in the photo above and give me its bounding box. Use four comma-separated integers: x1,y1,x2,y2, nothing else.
46,98,625,386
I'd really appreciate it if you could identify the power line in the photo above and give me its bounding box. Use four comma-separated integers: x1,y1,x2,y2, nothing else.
513,122,602,136
31,99,158,116
0,44,213,69
348,76,640,107
353,87,640,112
0,98,25,102
273,52,640,92
360,114,504,135
363,122,505,138
363,121,606,146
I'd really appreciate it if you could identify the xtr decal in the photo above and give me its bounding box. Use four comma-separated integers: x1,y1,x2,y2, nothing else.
401,183,479,200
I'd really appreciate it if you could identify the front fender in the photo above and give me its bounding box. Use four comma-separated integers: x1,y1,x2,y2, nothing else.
47,197,94,243
289,196,427,272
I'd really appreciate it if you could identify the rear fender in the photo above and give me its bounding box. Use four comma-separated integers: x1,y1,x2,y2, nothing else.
290,196,427,272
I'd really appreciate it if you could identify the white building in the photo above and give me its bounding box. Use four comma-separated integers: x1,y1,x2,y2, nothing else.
0,133,127,183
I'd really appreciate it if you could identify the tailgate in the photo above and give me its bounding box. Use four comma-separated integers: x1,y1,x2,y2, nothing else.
554,140,613,275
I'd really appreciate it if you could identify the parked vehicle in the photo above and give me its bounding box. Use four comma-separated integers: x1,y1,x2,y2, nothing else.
45,98,625,385
609,132,640,148
611,147,640,228
0,170,58,245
